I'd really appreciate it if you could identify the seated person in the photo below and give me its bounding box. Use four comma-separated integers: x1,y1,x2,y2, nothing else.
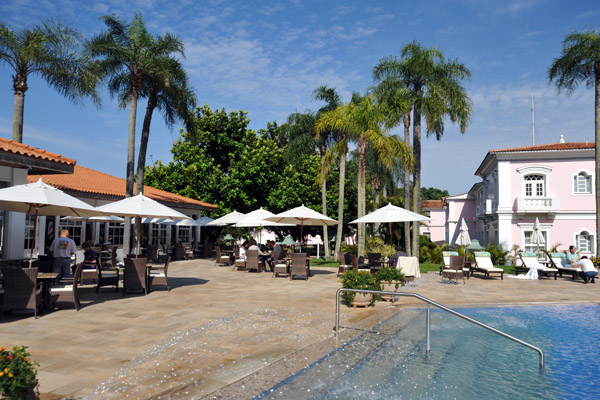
389,245,407,268
565,245,579,266
572,256,597,284
239,241,249,261
82,242,97,268
248,239,263,254
267,240,282,270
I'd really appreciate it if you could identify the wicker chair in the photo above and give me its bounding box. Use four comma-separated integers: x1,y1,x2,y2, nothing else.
215,246,231,266
1,266,43,319
442,255,465,284
96,254,120,293
203,242,213,258
290,253,308,280
185,243,195,260
148,256,171,291
337,252,353,276
50,263,84,311
174,243,186,260
272,251,288,278
367,253,382,274
245,250,262,273
123,257,148,296
146,244,160,264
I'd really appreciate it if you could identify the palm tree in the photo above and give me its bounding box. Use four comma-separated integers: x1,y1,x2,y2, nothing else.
86,13,183,253
0,20,96,143
317,94,412,257
313,86,341,259
136,57,196,197
548,30,600,253
373,40,472,255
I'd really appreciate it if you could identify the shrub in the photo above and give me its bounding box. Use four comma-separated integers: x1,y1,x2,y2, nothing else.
374,267,405,289
340,244,358,254
365,236,394,258
0,346,38,400
340,269,380,306
485,243,509,266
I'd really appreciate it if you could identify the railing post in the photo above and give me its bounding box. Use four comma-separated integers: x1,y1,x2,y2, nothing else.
426,304,430,354
335,288,341,340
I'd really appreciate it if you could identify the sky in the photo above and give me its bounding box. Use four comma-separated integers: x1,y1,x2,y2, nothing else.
0,0,598,196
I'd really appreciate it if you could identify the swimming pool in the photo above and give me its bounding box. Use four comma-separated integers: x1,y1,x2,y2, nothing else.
259,304,600,399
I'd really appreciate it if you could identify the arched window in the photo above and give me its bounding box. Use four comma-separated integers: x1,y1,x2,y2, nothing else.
573,172,592,194
524,174,545,197
576,231,593,253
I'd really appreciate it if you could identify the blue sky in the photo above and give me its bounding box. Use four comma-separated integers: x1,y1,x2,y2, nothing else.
0,0,598,195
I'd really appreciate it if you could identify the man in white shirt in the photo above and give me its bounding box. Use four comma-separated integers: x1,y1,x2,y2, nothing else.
572,256,597,284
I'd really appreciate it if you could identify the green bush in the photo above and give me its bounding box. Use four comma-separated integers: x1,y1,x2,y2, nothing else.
485,243,509,266
374,267,405,289
365,236,394,258
340,269,380,306
340,244,358,254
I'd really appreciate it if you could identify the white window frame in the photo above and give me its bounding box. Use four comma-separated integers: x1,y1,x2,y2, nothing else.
572,170,594,195
574,229,595,255
58,220,83,246
517,166,552,198
108,222,124,245
151,223,167,245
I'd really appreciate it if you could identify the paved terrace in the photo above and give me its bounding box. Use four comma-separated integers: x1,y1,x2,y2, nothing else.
1,258,599,399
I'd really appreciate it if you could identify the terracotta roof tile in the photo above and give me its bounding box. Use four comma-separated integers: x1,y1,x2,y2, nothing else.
490,142,594,153
0,137,76,165
28,165,217,209
421,200,444,208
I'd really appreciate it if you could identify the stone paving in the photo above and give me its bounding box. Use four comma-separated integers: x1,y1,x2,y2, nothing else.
0,258,598,399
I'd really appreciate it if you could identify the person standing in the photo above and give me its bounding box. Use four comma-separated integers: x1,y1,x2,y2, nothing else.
49,229,77,279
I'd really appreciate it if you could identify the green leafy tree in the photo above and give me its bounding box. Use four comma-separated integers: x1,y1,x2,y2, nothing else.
421,187,449,200
548,29,600,254
373,40,472,257
0,20,96,143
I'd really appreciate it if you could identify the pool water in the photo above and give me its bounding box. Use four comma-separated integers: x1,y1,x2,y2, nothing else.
259,304,600,400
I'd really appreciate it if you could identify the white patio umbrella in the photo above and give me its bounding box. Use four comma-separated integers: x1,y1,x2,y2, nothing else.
349,203,430,249
530,217,545,254
97,193,190,254
62,215,124,222
234,207,293,244
0,178,108,266
455,218,471,247
265,204,337,245
207,210,245,226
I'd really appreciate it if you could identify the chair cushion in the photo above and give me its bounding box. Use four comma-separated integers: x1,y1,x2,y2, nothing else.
51,285,74,292
150,273,165,277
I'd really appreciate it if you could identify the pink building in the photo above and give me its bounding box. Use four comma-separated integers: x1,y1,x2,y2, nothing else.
420,200,446,244
444,138,596,256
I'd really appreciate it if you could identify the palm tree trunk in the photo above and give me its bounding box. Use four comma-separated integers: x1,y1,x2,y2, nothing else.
123,88,138,256
373,175,381,234
357,136,366,258
412,106,422,258
403,110,412,256
594,60,600,255
320,144,330,259
11,74,27,143
136,94,157,196
334,146,347,257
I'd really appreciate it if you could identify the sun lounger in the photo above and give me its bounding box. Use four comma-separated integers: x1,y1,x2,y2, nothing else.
517,252,558,280
473,252,504,280
547,252,580,280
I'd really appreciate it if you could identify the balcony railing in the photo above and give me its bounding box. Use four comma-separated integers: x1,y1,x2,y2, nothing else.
516,196,558,213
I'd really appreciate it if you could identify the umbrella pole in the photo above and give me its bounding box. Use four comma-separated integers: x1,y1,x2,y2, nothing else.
300,222,304,253
136,216,141,256
28,208,39,268
389,222,393,251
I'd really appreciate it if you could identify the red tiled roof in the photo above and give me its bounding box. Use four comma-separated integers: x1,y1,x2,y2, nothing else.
421,200,444,208
490,142,594,153
28,165,217,210
0,137,76,165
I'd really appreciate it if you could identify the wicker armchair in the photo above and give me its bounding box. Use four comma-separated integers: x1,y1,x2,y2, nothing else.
290,253,308,280
123,257,148,296
1,266,43,319
148,256,171,291
337,252,353,276
146,244,160,264
441,255,465,284
272,251,288,278
215,246,231,266
96,254,120,293
50,263,84,311
245,250,262,273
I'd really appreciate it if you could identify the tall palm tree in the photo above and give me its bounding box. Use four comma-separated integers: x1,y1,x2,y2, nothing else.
317,94,412,257
548,30,600,253
86,13,183,254
136,57,196,197
373,40,472,255
313,85,341,259
0,20,96,143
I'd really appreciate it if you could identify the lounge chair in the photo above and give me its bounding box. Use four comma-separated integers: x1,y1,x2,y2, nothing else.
149,256,171,291
0,266,43,319
547,252,580,280
517,252,558,280
290,253,308,280
440,251,459,275
473,252,504,280
441,255,465,284
123,257,148,295
50,263,84,311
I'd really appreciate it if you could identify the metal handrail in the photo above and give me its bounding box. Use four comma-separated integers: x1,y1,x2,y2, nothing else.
335,288,544,368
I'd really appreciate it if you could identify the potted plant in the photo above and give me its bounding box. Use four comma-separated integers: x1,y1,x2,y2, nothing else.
340,269,380,307
374,268,405,301
0,346,39,400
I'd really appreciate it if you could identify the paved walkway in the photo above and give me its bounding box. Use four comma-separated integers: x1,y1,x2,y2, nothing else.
0,259,598,399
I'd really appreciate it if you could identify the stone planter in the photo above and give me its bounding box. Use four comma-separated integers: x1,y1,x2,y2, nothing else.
1,382,38,400
351,292,373,307
380,281,402,301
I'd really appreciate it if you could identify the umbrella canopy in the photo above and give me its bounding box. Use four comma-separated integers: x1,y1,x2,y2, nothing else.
97,193,190,253
530,217,545,247
234,207,293,227
0,179,107,265
349,203,430,224
455,218,471,247
265,204,337,245
195,216,214,226
207,210,245,226
62,215,124,222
